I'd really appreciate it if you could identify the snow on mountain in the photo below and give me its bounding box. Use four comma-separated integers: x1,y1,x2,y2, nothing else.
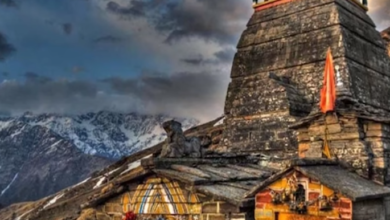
0,111,199,159
0,111,198,206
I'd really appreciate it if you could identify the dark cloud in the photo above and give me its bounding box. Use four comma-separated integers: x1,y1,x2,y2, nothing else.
71,66,85,74
62,23,73,35
24,72,52,84
0,0,17,7
181,56,204,65
0,78,106,115
368,0,390,30
94,35,124,44
0,70,227,119
214,48,236,63
181,48,236,66
106,1,148,17
106,0,251,45
103,70,228,119
0,32,16,62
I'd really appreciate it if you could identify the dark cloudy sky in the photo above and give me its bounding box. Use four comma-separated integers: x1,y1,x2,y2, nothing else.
0,0,389,121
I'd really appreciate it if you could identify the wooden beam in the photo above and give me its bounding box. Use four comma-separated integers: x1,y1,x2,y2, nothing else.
80,186,126,209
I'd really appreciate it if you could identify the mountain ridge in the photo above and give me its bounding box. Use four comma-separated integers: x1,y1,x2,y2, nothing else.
0,111,198,206
0,111,198,159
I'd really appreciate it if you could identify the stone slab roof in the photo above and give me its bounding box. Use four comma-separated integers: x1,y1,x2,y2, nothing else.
145,158,276,206
297,165,390,201
289,95,390,129
245,159,390,201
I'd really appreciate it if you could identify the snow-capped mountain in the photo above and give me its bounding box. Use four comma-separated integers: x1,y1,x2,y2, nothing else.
0,111,198,206
0,122,113,206
0,111,199,159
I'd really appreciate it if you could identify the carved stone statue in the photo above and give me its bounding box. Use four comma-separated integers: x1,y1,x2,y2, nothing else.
159,120,202,158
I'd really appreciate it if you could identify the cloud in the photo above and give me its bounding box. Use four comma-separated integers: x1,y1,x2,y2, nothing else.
106,0,149,18
103,70,228,120
105,0,251,45
0,70,227,121
368,0,390,30
214,48,235,63
62,23,73,35
93,35,124,44
0,0,17,8
180,48,236,66
181,56,204,65
0,77,112,115
24,72,52,84
0,32,16,62
71,66,85,74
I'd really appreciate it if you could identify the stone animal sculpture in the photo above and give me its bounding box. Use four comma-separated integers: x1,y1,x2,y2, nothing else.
159,120,202,158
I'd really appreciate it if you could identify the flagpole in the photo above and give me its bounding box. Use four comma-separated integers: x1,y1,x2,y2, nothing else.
323,112,331,159
320,48,336,160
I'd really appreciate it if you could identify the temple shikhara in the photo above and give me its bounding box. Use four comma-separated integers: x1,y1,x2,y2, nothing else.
2,0,390,220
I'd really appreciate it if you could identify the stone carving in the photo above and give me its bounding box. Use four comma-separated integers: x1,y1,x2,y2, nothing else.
159,120,202,158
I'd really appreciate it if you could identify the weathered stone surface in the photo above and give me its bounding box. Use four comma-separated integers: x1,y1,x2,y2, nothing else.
159,120,203,158
353,199,386,220
221,0,390,157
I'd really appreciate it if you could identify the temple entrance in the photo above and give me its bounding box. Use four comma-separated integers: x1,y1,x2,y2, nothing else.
122,178,202,218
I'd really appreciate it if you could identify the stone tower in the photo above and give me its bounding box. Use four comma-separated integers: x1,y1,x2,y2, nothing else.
220,0,390,162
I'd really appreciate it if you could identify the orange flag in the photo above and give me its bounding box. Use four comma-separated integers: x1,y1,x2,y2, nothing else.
320,48,336,113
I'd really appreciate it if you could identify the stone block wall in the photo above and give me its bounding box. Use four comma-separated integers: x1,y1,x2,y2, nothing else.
352,199,386,220
364,122,390,185
384,197,390,220
296,113,390,185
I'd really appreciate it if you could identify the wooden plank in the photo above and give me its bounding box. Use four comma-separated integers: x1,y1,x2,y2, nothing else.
219,182,255,191
171,165,211,179
153,169,211,185
202,203,218,213
197,165,257,180
80,186,126,209
245,164,280,173
226,164,270,177
195,185,246,207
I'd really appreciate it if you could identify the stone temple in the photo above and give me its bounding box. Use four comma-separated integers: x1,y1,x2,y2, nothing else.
221,0,390,170
3,0,390,220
